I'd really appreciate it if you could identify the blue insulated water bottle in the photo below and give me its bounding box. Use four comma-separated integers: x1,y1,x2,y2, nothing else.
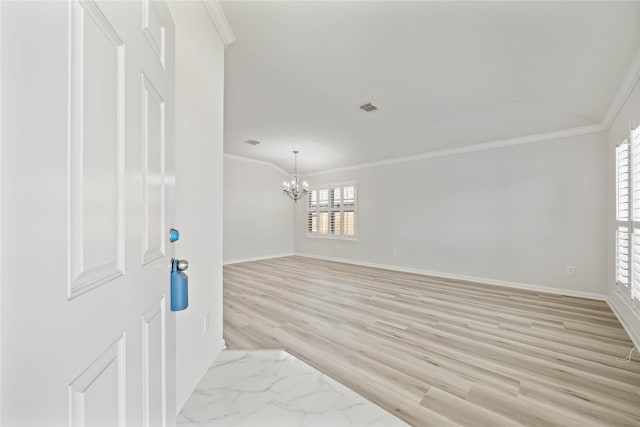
171,258,189,311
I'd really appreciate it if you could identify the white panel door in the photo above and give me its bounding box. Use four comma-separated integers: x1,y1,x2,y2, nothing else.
1,1,176,425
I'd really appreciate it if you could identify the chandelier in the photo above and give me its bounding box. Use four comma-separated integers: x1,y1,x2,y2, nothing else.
282,150,309,202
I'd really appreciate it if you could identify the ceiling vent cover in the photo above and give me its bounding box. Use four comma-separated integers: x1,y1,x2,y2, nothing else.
244,139,261,146
359,102,379,112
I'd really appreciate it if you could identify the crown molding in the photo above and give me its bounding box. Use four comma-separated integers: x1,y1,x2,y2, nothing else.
602,44,640,129
226,124,605,179
202,0,235,48
224,153,290,177
303,124,605,177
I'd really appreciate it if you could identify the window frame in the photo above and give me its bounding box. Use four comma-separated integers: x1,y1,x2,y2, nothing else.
306,181,358,241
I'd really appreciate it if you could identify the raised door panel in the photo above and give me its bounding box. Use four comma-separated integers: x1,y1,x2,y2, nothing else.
142,0,165,68
143,297,166,427
142,74,166,264
68,0,125,299
69,336,126,427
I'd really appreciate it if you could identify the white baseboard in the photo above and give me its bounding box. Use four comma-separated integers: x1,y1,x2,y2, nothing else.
607,290,640,349
294,253,608,301
223,253,295,266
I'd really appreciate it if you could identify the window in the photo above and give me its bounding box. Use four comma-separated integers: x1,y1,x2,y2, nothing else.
307,182,357,239
616,125,640,305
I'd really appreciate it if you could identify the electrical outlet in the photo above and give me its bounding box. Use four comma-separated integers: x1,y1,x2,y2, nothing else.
203,313,210,333
393,248,398,256
566,265,575,275
335,244,340,251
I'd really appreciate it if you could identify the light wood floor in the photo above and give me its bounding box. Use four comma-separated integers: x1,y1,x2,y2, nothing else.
223,256,640,427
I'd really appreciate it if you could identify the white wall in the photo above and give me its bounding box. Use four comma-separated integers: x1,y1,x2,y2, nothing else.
296,132,608,298
223,155,294,263
168,1,225,412
607,73,640,347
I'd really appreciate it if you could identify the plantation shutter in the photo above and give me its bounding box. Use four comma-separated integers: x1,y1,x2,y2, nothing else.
307,190,318,233
633,127,640,301
632,229,640,300
306,182,356,239
616,140,631,288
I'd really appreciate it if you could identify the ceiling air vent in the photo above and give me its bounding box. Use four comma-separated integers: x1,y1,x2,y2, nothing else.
359,102,379,113
244,139,261,146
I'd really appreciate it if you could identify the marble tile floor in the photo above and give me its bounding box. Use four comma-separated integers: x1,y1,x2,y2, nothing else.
177,350,408,427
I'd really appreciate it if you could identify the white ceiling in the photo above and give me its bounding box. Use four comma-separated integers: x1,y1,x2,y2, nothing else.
221,1,640,174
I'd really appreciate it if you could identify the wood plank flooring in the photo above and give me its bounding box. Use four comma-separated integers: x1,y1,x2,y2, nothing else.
223,256,640,427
